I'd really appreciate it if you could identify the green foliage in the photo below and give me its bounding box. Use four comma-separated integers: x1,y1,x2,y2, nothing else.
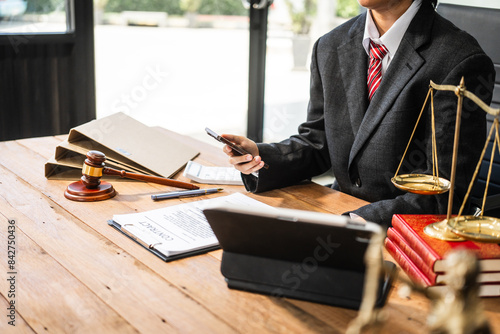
285,0,316,35
336,0,360,18
104,0,247,16
94,0,110,10
198,0,247,16
180,0,202,13
26,0,62,14
105,0,183,16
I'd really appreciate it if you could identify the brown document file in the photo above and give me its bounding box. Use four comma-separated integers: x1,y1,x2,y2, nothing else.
45,112,199,179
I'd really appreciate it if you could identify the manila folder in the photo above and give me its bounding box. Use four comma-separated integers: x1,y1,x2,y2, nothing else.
66,112,199,178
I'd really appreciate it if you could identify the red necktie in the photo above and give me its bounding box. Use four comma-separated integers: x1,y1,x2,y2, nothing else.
367,41,388,100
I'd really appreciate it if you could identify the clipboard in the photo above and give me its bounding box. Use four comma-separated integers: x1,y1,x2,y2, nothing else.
107,220,220,262
107,193,271,262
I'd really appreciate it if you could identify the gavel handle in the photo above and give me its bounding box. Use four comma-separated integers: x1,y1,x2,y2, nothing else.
103,168,199,190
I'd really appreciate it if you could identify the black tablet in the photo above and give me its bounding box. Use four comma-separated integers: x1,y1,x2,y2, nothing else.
203,204,395,309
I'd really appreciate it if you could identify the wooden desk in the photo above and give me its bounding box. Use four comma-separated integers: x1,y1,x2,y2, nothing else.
0,132,499,333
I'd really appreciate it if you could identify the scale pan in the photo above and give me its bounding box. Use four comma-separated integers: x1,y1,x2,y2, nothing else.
447,215,500,243
391,174,450,195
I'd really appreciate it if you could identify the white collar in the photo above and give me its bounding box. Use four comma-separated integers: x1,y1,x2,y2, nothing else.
362,0,422,58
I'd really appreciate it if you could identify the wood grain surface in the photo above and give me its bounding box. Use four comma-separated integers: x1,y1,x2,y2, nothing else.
0,132,498,334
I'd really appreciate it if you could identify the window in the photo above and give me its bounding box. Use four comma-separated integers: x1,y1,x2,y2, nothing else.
0,0,74,34
262,0,360,142
94,1,249,144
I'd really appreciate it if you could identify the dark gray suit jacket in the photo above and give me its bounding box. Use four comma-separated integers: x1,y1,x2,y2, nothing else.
243,2,495,225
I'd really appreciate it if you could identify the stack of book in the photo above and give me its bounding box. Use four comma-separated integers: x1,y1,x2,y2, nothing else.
385,214,500,297
44,112,199,181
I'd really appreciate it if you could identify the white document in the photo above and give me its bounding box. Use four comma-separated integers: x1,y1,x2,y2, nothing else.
112,193,270,257
183,160,244,185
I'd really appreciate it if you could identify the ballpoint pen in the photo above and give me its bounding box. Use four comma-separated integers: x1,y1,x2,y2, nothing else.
151,188,223,201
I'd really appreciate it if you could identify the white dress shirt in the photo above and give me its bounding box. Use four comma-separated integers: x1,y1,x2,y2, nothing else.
362,0,422,74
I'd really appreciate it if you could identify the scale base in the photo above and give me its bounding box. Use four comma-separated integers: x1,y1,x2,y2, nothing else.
64,180,116,202
447,215,500,243
424,219,465,241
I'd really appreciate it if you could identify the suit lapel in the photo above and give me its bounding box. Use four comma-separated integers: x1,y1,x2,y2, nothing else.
348,3,435,169
337,14,368,137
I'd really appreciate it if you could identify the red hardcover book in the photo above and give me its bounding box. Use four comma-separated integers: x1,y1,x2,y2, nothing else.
387,228,500,285
384,237,432,286
391,214,500,272
384,236,500,297
387,227,438,284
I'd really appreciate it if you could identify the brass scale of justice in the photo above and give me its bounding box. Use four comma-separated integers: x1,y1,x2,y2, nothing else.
391,77,500,243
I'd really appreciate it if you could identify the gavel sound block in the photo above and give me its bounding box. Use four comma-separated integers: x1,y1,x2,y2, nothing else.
64,151,199,202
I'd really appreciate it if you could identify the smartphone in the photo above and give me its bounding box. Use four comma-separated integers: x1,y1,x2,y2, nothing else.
205,127,269,169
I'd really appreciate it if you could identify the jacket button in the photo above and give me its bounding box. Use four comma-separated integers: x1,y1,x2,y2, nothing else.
355,178,361,187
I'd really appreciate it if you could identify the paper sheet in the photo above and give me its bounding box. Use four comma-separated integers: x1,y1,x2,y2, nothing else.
112,193,271,256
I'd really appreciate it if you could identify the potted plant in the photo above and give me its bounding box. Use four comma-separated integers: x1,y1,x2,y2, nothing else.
94,0,109,25
285,0,316,69
180,0,202,27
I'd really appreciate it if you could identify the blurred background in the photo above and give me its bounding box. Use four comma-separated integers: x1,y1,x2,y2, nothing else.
0,0,496,146
90,0,360,144
0,0,360,145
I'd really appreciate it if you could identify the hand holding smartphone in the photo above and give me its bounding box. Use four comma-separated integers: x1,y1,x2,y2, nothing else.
205,127,269,169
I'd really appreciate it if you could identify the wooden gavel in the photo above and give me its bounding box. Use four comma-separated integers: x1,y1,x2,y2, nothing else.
81,150,199,190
